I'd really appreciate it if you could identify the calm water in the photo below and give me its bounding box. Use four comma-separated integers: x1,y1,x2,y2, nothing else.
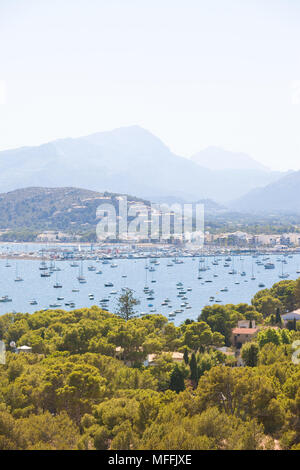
0,254,299,326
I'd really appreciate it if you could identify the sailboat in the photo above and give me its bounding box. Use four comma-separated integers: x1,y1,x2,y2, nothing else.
198,256,207,272
53,272,62,288
279,261,289,279
70,261,79,267
240,258,246,276
39,251,48,270
251,259,256,280
77,260,86,283
14,263,23,282
228,255,237,275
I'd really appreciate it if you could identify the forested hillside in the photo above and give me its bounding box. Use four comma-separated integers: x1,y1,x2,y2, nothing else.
1,278,300,450
0,187,148,231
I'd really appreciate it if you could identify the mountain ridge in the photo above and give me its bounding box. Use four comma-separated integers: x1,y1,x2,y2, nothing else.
230,170,300,213
0,126,287,203
191,146,269,171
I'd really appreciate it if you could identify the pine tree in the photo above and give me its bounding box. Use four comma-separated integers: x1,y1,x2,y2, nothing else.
117,288,140,321
189,353,198,386
275,308,282,326
241,342,259,367
295,278,300,308
169,365,185,393
183,348,189,365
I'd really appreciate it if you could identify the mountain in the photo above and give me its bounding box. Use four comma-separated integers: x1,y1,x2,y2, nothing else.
0,187,149,231
191,146,269,171
149,196,225,212
0,126,284,203
230,171,300,213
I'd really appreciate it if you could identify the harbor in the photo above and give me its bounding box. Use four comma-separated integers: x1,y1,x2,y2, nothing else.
0,246,299,325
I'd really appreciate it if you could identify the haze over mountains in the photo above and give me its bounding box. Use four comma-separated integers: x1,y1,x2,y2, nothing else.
231,171,300,214
191,146,269,171
0,126,285,205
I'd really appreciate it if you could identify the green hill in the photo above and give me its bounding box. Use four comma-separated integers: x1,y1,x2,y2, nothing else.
0,186,149,232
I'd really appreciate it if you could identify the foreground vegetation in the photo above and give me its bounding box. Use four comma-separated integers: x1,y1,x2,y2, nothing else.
1,279,300,450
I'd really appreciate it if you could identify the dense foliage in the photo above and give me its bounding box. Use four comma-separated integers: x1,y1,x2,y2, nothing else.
0,279,300,450
0,187,149,232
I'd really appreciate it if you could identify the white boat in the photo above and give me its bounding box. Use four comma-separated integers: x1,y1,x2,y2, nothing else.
14,264,23,282
279,262,289,279
41,271,51,277
0,295,12,303
265,263,275,270
39,260,48,271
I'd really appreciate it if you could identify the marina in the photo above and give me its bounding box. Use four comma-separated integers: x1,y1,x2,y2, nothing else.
0,247,300,325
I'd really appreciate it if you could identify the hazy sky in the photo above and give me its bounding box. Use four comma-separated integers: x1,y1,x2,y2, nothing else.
1,0,300,170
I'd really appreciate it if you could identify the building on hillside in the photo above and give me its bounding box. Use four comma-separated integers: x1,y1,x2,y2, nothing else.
237,320,256,329
16,345,32,353
281,310,300,326
144,352,184,367
37,231,73,242
231,326,259,349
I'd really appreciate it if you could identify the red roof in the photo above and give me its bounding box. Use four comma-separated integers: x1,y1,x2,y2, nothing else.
232,328,258,335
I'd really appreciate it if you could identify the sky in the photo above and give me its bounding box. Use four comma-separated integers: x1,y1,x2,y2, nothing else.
1,0,300,170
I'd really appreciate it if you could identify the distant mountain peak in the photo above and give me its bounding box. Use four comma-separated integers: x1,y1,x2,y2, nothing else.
230,170,299,214
0,126,283,204
191,146,269,171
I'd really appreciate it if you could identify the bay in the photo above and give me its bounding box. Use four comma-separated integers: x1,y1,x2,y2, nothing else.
0,253,299,326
